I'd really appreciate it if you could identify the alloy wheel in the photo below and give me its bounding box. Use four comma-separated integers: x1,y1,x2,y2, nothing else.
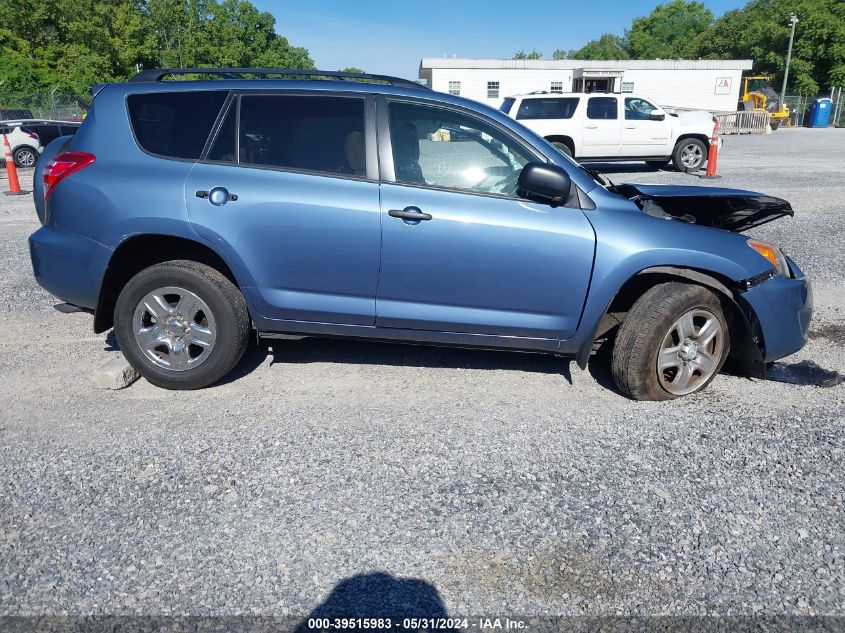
656,308,724,396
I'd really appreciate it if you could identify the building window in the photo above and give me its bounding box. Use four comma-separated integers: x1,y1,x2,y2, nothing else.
550,82,563,93
487,81,500,99
448,81,461,96
621,82,635,93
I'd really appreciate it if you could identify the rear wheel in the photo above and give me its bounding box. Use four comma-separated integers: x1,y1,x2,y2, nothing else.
770,119,781,131
550,141,573,157
672,138,707,172
13,146,37,168
114,260,250,390
611,282,730,400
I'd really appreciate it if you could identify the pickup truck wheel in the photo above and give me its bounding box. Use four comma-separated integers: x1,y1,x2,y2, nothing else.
672,138,707,172
114,260,250,390
551,141,573,157
611,282,730,400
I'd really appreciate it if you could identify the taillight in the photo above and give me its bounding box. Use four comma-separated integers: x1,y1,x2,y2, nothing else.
24,130,39,141
43,152,95,201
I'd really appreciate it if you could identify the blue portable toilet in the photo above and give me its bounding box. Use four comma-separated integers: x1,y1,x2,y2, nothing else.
808,98,833,127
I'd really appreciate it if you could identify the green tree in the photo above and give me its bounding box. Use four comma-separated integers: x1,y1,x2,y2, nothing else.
340,67,365,74
571,34,630,60
552,49,572,60
514,50,542,60
628,0,714,58
693,0,845,95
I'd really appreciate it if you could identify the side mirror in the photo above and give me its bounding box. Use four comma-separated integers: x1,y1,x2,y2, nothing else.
517,162,573,207
649,111,666,121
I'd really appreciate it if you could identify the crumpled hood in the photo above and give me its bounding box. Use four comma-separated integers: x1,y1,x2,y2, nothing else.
611,183,794,233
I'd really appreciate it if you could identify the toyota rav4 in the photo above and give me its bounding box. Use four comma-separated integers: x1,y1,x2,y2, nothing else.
29,68,812,400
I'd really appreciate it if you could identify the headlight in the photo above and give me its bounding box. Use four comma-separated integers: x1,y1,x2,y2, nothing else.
747,239,789,276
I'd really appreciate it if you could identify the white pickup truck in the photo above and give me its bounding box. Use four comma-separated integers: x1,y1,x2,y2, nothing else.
500,92,716,172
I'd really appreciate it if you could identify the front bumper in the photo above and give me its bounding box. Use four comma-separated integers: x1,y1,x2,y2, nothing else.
740,256,813,362
29,226,112,310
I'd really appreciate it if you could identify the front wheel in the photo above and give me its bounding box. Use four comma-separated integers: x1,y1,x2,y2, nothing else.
770,120,781,131
672,138,707,172
611,282,730,400
114,260,251,390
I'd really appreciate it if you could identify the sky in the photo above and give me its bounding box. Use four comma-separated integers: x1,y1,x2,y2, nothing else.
253,0,749,80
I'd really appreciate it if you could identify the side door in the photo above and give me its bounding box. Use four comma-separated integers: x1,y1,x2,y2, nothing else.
580,96,621,158
621,97,672,157
186,91,381,326
375,98,596,343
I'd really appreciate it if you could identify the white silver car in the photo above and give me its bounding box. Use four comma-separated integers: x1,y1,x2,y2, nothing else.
500,92,716,172
0,121,42,168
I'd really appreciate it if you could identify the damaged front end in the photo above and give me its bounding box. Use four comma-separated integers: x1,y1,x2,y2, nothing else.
611,183,794,233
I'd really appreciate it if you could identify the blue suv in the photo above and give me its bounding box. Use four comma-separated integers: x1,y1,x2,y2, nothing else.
29,68,812,399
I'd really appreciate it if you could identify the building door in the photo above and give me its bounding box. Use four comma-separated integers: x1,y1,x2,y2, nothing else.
584,79,610,92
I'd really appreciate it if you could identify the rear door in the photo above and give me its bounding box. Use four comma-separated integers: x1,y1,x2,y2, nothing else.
580,96,621,158
186,92,382,326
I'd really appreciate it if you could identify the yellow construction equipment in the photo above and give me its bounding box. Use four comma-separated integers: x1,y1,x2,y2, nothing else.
739,76,790,130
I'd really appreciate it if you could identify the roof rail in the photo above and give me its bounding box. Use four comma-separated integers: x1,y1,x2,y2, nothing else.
129,68,428,90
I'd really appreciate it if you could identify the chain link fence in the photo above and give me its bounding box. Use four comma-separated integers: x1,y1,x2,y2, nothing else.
782,90,844,128
1,88,90,121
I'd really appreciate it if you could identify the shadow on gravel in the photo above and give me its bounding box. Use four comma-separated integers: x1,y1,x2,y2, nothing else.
261,338,574,381
266,338,574,376
294,572,448,628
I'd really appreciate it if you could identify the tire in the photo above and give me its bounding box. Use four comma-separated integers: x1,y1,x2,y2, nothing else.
114,260,250,390
611,282,730,401
551,141,573,157
770,120,781,131
646,160,670,169
13,146,37,168
672,138,707,172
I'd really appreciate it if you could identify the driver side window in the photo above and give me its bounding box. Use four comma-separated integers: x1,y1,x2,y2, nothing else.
625,97,658,120
387,101,533,197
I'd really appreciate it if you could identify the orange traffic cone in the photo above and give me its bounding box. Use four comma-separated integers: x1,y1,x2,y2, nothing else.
3,133,29,196
702,119,721,179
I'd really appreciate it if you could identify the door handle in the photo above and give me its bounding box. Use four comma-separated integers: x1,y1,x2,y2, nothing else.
196,187,238,206
585,124,598,129
625,124,637,129
388,207,432,222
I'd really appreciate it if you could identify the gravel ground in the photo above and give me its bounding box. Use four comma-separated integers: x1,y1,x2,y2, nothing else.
0,129,843,625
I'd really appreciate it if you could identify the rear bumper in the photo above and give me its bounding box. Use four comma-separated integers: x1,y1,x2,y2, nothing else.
741,257,812,362
29,226,112,310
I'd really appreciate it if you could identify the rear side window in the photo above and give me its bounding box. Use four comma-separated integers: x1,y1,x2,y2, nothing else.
586,97,618,120
238,95,366,177
127,91,228,159
516,98,579,120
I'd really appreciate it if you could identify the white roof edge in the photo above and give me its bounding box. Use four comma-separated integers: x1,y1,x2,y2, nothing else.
420,58,754,71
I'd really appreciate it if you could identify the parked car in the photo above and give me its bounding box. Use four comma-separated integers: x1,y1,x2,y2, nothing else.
0,108,34,121
0,119,81,167
0,122,42,167
499,92,715,172
29,68,811,399
19,119,81,148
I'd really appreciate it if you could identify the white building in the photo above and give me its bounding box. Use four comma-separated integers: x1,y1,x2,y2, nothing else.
419,58,753,112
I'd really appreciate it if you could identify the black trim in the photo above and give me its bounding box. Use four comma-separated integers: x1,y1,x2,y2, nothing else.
130,68,427,91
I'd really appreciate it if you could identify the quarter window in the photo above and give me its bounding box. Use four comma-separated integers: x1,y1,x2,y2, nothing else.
487,81,500,99
586,96,618,120
517,98,579,120
387,101,533,197
448,81,461,96
237,95,367,177
127,91,228,159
